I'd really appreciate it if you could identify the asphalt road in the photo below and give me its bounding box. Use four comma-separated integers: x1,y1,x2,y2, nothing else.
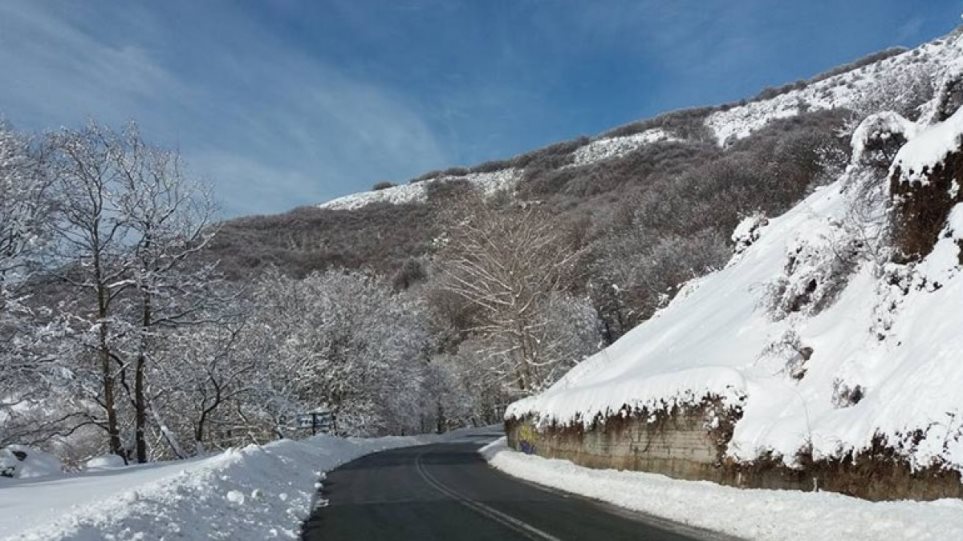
300,429,732,541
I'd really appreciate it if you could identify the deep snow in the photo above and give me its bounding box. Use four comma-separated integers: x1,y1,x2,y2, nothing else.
483,439,963,541
0,434,439,541
506,89,963,471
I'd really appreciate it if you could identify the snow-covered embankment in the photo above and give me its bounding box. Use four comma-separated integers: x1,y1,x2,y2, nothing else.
0,435,435,541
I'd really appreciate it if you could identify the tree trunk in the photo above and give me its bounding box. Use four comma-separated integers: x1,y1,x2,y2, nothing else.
134,291,151,463
95,255,123,459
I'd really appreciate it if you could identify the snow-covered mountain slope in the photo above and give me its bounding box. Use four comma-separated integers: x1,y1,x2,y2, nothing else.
705,37,957,144
319,168,519,211
318,30,962,212
506,93,963,472
568,128,678,166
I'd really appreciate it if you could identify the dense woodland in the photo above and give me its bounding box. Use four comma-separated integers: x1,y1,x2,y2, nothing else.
0,42,938,467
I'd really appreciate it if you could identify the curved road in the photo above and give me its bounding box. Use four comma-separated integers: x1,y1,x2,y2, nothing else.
301,429,733,541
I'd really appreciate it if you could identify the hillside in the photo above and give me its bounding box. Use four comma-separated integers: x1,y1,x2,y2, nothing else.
504,31,963,500
205,28,954,345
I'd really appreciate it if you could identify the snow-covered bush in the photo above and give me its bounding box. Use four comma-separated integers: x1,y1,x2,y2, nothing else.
0,445,62,479
765,226,862,319
920,58,963,124
850,111,915,169
757,330,812,381
732,212,769,254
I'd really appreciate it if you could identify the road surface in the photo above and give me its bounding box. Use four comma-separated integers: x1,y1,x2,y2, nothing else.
301,428,732,541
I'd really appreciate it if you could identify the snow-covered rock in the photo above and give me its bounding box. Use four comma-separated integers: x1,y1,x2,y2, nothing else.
892,106,963,186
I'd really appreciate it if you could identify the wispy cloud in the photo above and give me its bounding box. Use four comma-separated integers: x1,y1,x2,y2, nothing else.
0,1,448,216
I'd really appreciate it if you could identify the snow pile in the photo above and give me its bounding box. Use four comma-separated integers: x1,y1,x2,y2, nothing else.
483,439,963,541
569,129,678,166
319,168,519,211
83,455,126,471
507,101,963,470
0,446,62,479
0,434,437,541
706,34,962,145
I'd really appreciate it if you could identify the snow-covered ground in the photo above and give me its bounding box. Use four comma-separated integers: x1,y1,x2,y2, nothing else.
569,128,678,166
0,434,439,541
319,168,519,211
706,33,962,144
507,89,963,470
483,439,963,541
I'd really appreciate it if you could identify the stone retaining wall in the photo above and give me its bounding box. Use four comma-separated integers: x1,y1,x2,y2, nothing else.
506,404,963,501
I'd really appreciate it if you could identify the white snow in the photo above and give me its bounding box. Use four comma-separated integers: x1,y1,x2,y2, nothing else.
0,434,438,541
706,34,963,145
507,105,963,471
569,129,678,166
892,105,963,185
483,439,963,541
0,446,62,480
83,455,126,471
319,168,520,211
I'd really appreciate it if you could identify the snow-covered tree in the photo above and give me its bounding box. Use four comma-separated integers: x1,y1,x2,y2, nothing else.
242,269,435,437
0,124,55,418
436,194,598,395
45,122,219,461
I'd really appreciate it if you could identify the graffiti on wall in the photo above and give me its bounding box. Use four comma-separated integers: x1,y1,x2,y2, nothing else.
518,423,537,455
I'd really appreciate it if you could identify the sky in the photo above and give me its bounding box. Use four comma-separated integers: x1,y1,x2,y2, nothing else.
1,1,961,217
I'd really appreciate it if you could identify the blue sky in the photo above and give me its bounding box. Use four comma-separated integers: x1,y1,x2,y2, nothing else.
0,1,961,216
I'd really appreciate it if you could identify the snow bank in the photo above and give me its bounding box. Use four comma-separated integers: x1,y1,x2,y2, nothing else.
0,434,437,541
483,439,963,541
508,102,963,470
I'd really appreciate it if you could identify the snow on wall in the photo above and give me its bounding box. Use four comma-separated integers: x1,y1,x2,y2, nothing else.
484,439,963,541
507,103,963,472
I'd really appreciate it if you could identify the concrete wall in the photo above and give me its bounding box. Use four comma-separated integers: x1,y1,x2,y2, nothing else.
506,405,963,501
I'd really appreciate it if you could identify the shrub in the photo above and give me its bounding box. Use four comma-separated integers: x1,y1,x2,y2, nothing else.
372,181,396,191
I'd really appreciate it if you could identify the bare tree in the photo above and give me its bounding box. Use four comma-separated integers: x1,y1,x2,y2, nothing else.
436,193,591,394
47,123,135,458
46,122,219,462
110,124,220,463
